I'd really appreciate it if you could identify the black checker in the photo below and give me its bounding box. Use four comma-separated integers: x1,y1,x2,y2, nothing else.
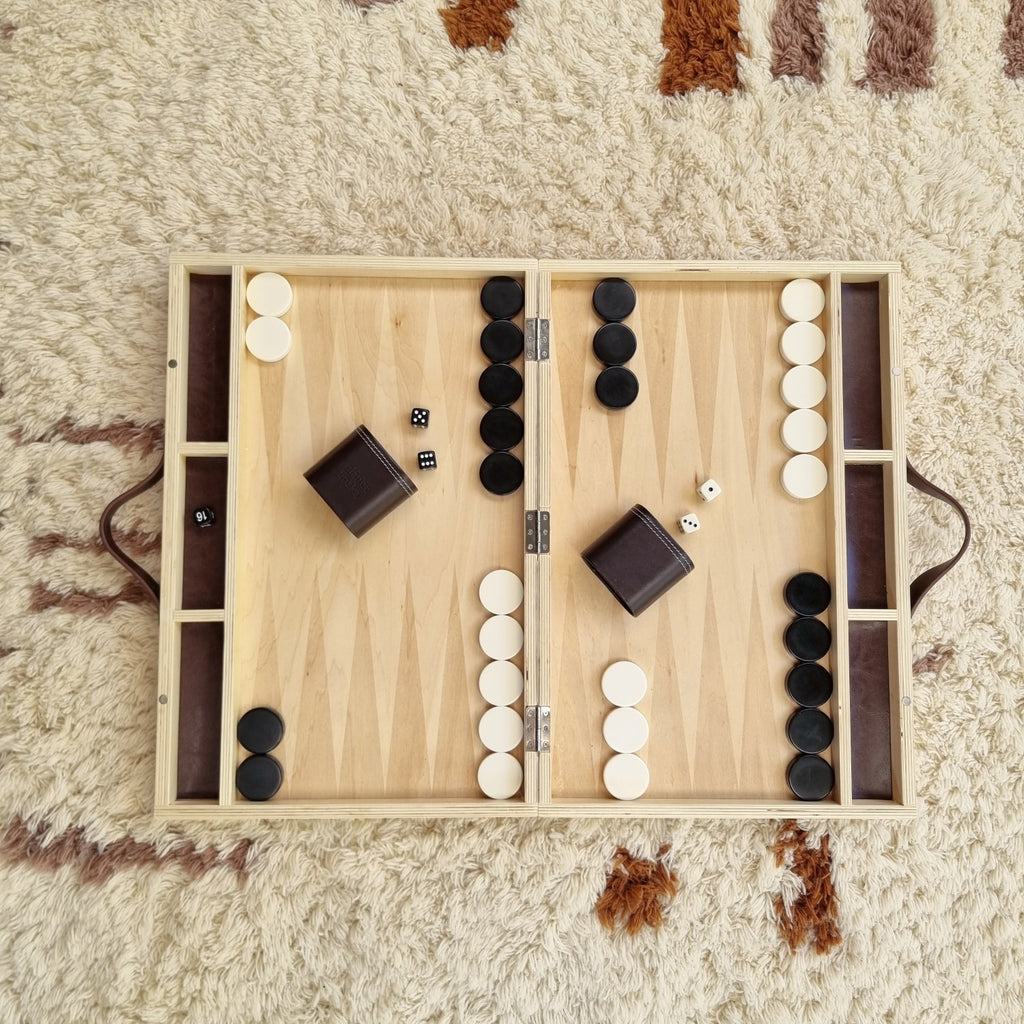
478,363,523,407
480,276,524,320
481,320,524,364
236,754,283,802
595,366,639,409
479,452,524,495
786,708,834,754
784,572,832,616
592,278,637,322
786,753,835,801
785,662,833,708
593,322,637,366
784,616,832,662
237,707,284,754
480,407,524,451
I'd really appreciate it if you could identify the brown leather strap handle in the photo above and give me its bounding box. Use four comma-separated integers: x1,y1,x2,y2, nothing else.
906,460,971,616
98,459,164,606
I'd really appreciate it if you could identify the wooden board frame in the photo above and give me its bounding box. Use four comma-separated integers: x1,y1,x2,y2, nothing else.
155,255,913,819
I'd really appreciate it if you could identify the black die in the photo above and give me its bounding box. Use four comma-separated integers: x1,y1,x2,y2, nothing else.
411,407,430,428
417,451,437,471
193,506,216,528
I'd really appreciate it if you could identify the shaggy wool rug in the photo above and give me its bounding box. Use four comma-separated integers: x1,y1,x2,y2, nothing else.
1,1,1022,1021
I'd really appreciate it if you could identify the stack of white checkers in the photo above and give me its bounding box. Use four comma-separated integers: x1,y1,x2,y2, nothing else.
779,279,828,501
476,569,525,800
245,273,293,362
601,661,650,800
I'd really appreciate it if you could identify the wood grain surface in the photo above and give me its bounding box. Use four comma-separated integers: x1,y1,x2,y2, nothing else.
547,277,833,801
232,275,527,800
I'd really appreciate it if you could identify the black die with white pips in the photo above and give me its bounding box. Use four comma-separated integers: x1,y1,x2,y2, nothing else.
417,450,438,471
410,407,430,428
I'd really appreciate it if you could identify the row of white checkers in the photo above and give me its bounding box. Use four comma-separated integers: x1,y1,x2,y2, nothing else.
779,279,828,501
476,569,526,800
245,273,294,362
601,660,650,801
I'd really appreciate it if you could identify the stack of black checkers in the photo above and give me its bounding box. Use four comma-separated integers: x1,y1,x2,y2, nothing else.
236,707,285,801
782,572,835,801
592,278,639,410
478,277,525,496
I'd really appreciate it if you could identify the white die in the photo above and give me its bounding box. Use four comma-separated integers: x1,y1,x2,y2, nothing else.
697,478,721,503
678,513,700,534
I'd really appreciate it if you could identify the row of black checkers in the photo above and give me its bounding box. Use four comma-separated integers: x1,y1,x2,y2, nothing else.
235,707,285,800
478,277,526,495
782,572,836,801
592,278,641,409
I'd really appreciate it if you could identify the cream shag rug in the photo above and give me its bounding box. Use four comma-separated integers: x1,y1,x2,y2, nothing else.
1,1,1023,1020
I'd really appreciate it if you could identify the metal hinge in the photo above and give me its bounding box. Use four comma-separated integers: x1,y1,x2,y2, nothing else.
525,318,550,361
525,706,551,753
525,510,550,554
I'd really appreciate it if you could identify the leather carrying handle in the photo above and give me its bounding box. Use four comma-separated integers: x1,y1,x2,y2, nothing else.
906,460,971,616
98,457,968,616
98,459,164,606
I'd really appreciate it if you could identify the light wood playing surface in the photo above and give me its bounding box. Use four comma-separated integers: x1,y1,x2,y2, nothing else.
548,279,832,801
232,275,525,800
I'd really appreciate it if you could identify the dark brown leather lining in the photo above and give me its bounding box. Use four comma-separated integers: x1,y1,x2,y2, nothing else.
177,621,223,800
186,274,232,443
181,457,228,609
848,620,893,799
840,282,884,449
845,464,888,608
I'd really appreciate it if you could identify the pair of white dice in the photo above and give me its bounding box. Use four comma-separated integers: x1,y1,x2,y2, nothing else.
679,479,721,534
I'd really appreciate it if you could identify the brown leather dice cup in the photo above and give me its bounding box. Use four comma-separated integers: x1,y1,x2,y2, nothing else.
581,504,694,617
305,424,417,538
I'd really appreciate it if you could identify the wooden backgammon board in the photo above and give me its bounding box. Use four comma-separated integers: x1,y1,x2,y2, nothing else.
156,255,914,818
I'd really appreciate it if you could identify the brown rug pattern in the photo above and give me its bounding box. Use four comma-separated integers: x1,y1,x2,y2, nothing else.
772,821,841,954
770,0,826,84
1,817,253,885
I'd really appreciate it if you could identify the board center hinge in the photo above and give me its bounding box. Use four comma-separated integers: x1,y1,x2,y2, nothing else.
525,318,550,361
525,706,551,753
525,510,550,554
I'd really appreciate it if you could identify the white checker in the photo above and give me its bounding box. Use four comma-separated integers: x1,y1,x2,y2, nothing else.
781,454,829,500
780,365,827,409
780,321,826,365
478,569,524,615
603,753,650,801
478,615,524,661
245,316,291,363
477,752,523,800
780,279,826,322
781,408,828,454
246,272,293,317
478,706,524,753
600,660,648,707
478,660,524,706
602,707,650,754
